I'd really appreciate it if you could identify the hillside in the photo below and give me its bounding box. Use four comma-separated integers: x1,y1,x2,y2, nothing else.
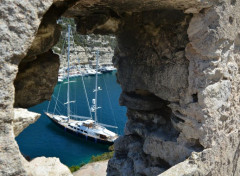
53,18,116,68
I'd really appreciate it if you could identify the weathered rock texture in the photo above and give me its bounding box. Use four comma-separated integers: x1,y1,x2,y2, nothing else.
23,157,72,176
13,108,41,137
73,160,108,176
107,9,201,176
0,0,75,175
106,1,240,175
0,1,53,175
1,0,240,176
14,50,60,108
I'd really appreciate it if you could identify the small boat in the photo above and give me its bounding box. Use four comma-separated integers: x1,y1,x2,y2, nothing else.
58,78,63,82
99,66,111,73
105,66,116,71
100,65,116,73
45,25,118,145
85,68,97,75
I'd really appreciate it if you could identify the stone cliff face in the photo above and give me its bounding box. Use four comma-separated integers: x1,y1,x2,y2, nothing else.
107,10,199,176
1,0,240,176
56,34,116,69
0,0,74,175
14,50,60,108
0,1,53,175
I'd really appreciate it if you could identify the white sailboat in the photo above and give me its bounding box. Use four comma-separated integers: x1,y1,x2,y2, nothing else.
45,25,118,145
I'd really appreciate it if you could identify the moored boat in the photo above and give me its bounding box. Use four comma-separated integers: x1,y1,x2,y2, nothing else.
45,25,118,145
45,112,118,145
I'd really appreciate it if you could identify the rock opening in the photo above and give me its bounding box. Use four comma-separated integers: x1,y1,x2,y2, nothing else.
2,0,240,175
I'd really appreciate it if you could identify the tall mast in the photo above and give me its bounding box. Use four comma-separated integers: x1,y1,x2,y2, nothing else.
67,25,71,119
94,50,99,123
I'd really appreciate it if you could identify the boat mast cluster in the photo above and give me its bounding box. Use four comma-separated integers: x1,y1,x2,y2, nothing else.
67,25,71,120
91,50,102,123
47,23,118,128
65,25,102,124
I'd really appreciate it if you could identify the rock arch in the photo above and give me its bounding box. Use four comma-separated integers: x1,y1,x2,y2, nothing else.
1,0,240,175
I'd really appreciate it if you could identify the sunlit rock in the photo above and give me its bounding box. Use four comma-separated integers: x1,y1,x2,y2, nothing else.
1,0,240,175
23,157,72,176
13,108,41,137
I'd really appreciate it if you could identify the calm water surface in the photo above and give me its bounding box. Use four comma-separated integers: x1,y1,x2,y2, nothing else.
16,71,127,166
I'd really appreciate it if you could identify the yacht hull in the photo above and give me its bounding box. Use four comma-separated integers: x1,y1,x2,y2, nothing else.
46,113,114,145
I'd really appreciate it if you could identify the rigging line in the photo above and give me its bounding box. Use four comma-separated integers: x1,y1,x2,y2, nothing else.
94,50,100,123
55,107,62,116
46,100,51,113
52,95,78,117
52,28,67,115
81,75,92,119
53,83,63,115
52,95,77,116
70,28,93,119
102,74,119,134
67,25,71,119
55,99,63,113
60,29,68,63
74,80,77,115
52,95,67,113
69,32,78,116
52,95,64,107
54,102,61,114
69,29,78,116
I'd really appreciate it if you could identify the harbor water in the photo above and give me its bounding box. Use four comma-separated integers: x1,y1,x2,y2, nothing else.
16,71,127,167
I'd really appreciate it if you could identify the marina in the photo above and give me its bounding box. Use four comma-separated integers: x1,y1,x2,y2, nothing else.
58,64,116,82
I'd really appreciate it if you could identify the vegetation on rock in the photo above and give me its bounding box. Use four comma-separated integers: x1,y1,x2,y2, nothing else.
69,145,114,173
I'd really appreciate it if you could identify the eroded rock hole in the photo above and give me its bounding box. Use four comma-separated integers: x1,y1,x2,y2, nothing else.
119,90,171,112
11,2,203,176
171,112,185,123
191,139,204,152
14,12,119,175
231,0,236,5
192,93,198,103
229,16,234,24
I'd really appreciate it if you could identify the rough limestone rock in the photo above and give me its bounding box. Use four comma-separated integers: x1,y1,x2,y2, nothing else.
23,157,72,176
13,108,41,137
14,50,60,108
73,160,108,176
1,0,240,176
0,0,54,175
58,43,115,69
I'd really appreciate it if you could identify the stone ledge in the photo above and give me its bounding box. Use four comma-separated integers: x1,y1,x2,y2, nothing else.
13,108,41,137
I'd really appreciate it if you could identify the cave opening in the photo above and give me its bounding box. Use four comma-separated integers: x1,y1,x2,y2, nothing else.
14,14,127,168
11,2,204,176
3,0,240,176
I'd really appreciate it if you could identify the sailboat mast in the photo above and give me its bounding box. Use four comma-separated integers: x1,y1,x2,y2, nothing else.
67,25,71,119
94,50,99,123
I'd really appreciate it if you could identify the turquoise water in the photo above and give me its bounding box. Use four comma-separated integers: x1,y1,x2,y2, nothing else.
16,71,127,166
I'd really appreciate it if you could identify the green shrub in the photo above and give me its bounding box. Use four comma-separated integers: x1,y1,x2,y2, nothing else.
69,162,86,173
108,145,114,151
89,151,114,163
68,145,114,173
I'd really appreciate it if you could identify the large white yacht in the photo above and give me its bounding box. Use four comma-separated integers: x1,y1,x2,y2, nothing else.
45,25,118,145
